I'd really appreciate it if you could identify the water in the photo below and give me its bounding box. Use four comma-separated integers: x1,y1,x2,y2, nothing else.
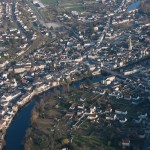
5,100,37,150
127,0,141,11
5,76,103,150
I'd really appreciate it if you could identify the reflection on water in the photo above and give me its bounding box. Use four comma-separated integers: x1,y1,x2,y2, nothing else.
127,0,141,11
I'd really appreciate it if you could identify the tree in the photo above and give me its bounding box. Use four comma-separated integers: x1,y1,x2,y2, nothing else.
61,138,69,145
66,77,72,92
31,107,39,127
108,140,111,146
38,101,45,116
36,135,49,148
50,26,54,30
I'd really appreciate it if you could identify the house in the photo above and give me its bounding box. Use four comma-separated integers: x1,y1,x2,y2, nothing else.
0,61,4,68
77,104,84,110
77,110,83,116
132,100,141,105
2,73,7,78
124,95,132,100
90,106,96,114
138,130,146,139
0,120,6,130
109,92,118,97
105,104,112,113
80,97,86,102
1,101,9,107
14,66,26,73
99,89,106,95
69,103,76,110
0,110,6,116
14,63,32,73
0,132,4,140
61,148,69,150
87,114,98,120
132,96,140,100
2,115,9,121
119,117,127,124
21,78,27,84
138,112,147,119
117,115,128,124
134,117,142,124
115,110,127,115
65,112,74,117
7,109,14,115
116,93,123,99
122,138,130,147
106,114,117,120
12,105,18,112
102,76,115,84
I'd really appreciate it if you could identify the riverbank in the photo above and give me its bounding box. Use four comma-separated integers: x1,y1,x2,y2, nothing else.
23,70,150,150
24,85,108,150
3,57,150,149
3,72,102,150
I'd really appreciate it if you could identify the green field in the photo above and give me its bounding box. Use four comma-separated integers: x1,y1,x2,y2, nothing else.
41,0,57,5
39,0,85,13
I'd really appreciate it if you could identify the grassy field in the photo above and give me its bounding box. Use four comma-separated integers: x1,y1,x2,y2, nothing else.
26,85,139,150
40,0,57,5
73,134,115,150
40,0,84,11
41,0,81,5
65,5,84,12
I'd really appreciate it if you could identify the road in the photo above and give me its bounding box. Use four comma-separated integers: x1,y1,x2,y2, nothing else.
102,65,150,93
25,0,48,27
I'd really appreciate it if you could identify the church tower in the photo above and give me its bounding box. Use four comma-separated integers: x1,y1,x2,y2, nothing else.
128,36,132,51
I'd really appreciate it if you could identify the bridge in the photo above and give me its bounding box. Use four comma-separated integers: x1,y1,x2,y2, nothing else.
101,67,126,79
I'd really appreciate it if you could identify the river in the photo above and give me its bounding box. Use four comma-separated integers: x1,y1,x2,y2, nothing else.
4,76,103,150
127,0,141,11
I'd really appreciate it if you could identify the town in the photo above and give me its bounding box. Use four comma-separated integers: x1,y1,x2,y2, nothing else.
0,0,149,149
25,60,150,149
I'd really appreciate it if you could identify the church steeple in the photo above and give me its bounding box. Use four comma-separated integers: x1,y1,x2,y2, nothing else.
128,36,132,51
